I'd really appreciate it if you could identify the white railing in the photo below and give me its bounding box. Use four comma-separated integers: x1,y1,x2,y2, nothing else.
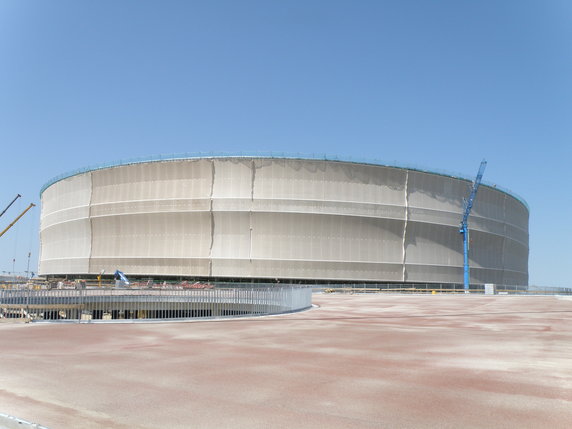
0,285,313,323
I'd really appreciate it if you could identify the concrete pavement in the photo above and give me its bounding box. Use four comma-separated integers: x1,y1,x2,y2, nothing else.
1,294,571,428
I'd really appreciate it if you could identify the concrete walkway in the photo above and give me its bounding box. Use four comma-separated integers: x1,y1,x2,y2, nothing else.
1,294,571,428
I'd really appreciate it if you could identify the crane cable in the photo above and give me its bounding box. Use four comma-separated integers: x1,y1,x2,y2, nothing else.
25,208,35,278
12,197,22,277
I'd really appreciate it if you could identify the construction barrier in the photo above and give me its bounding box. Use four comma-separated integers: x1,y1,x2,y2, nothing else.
0,285,313,323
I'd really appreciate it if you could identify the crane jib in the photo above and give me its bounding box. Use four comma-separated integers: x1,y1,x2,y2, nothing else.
0,194,22,219
461,161,487,225
461,160,487,292
0,203,36,239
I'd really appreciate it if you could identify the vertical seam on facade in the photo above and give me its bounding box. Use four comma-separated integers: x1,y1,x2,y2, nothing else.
88,172,94,274
38,194,44,275
209,160,215,277
402,170,409,282
250,160,255,265
502,194,507,283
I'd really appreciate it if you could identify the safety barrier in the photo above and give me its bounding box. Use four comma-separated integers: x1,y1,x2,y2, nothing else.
317,283,572,295
0,285,313,323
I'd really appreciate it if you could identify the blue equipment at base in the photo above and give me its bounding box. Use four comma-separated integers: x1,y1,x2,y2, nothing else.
459,160,487,292
114,270,130,286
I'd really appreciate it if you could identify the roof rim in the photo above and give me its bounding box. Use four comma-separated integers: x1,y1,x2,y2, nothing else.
39,152,529,210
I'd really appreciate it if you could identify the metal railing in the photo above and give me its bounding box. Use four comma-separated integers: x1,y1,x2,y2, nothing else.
0,285,313,323
2,279,569,324
0,413,50,429
315,283,572,295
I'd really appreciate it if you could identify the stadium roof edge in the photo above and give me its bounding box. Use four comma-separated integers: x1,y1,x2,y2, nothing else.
39,152,529,211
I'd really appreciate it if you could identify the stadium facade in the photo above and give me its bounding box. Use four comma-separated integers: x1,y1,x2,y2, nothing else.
39,156,529,285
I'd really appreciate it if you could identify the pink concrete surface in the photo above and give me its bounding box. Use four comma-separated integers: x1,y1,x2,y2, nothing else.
1,294,571,429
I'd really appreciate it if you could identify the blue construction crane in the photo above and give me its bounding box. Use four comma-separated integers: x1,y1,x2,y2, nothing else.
459,160,487,292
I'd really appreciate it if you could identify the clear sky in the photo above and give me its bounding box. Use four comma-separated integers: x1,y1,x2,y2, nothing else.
0,0,570,286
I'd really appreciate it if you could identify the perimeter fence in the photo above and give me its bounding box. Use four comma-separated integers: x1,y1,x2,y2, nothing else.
314,283,572,295
0,284,312,323
1,279,570,323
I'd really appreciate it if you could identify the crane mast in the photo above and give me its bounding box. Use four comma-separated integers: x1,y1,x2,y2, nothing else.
460,160,487,292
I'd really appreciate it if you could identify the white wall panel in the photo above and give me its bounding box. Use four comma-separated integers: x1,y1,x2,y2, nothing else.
471,186,506,222
407,171,465,213
404,264,462,283
41,173,92,218
40,172,92,275
212,158,252,199
89,257,210,277
251,212,403,264
468,230,505,270
253,159,406,205
210,212,250,260
90,212,211,259
504,194,529,231
91,159,212,204
404,222,462,267
39,220,91,274
40,173,91,232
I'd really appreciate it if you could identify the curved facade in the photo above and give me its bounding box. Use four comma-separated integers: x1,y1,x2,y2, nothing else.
39,157,529,285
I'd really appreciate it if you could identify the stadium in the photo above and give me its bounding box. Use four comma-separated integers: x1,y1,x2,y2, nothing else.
38,155,529,286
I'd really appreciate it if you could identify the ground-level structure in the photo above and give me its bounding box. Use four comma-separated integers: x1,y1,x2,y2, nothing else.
39,155,529,285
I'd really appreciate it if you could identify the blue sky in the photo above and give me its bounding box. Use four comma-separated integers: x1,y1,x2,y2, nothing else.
0,0,570,286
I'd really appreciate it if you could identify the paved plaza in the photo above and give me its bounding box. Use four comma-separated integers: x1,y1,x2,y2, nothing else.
1,294,571,428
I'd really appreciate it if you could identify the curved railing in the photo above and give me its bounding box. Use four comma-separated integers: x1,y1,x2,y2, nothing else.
0,285,313,323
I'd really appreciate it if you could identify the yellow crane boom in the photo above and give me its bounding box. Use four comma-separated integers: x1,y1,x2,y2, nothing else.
0,203,35,239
